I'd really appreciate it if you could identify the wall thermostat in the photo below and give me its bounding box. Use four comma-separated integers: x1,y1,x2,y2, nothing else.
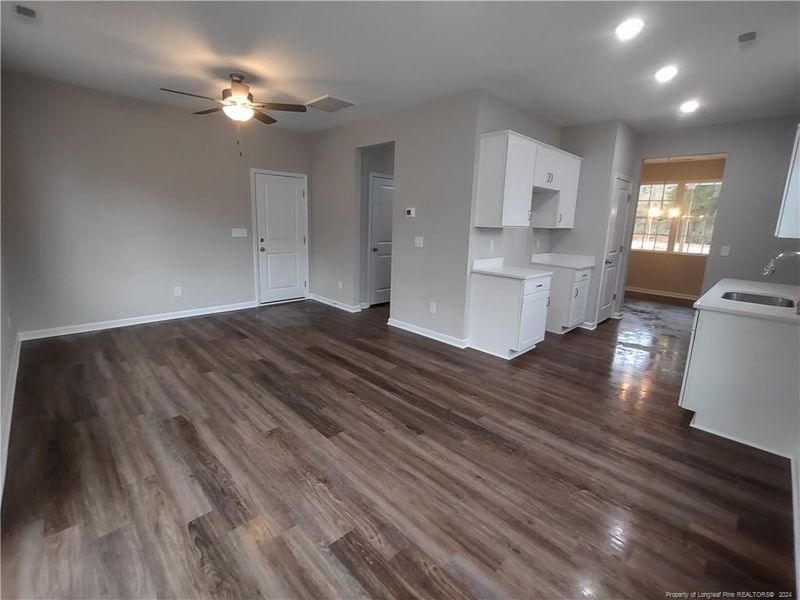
405,208,416,218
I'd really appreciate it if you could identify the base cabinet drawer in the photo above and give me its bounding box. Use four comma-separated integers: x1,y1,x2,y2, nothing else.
523,277,551,295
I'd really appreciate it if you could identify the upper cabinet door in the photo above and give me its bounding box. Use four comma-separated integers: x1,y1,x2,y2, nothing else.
501,134,537,226
533,144,563,191
555,155,581,228
474,131,536,228
776,124,800,239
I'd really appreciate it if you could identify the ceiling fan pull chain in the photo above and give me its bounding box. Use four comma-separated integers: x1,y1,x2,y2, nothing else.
236,121,244,158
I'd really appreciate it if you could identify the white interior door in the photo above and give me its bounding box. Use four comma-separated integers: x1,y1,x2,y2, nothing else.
255,172,308,304
598,177,631,322
368,174,394,305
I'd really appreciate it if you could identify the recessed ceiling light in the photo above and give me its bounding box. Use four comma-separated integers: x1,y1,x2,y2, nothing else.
616,18,644,41
680,99,700,113
655,65,678,83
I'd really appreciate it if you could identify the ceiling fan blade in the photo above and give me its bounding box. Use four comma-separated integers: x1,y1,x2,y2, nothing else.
160,87,216,102
255,102,307,113
194,107,222,115
253,111,277,125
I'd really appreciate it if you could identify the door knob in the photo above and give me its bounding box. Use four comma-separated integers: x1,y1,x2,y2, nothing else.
259,247,265,252
372,247,378,252
605,259,613,265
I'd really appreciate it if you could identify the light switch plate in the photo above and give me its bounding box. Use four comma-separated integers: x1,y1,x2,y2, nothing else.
405,208,416,218
414,236,424,248
231,228,248,238
720,245,730,256
429,302,437,314
173,285,182,297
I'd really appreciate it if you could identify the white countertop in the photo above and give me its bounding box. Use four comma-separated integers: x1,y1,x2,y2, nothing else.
472,257,552,281
695,278,800,325
530,253,596,270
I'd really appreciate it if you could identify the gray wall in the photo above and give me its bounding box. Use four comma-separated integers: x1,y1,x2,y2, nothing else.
553,121,631,324
636,116,800,289
1,194,18,496
470,92,561,268
358,143,395,305
309,91,481,340
2,72,310,333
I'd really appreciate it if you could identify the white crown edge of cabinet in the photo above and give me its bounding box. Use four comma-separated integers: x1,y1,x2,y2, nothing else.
480,130,582,162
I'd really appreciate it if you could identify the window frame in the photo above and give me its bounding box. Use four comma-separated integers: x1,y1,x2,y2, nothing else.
631,177,722,256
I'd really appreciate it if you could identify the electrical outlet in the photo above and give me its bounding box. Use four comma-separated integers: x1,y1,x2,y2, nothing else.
535,238,542,250
429,302,437,314
173,285,182,297
720,245,730,256
414,236,424,248
337,280,343,290
489,239,495,251
231,228,248,238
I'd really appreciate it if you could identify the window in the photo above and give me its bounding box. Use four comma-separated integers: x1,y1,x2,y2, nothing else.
631,180,722,254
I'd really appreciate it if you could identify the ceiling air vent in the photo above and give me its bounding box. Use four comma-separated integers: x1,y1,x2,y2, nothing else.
738,31,757,44
307,95,357,113
15,4,36,19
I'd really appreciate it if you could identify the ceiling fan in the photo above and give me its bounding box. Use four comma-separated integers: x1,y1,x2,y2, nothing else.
160,73,307,125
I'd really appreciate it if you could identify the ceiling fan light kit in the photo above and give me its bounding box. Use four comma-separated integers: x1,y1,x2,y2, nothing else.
160,73,307,126
222,104,255,122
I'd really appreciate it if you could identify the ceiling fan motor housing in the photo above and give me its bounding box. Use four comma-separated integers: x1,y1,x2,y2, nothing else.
226,81,250,102
223,88,254,103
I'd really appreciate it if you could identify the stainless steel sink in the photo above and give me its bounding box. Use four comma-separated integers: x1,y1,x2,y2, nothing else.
721,291,795,307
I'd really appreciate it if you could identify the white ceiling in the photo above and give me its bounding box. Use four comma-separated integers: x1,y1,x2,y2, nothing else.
2,2,798,133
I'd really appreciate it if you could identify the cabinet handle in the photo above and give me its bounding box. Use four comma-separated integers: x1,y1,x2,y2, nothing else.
527,209,532,222
546,297,550,307
558,213,563,223
536,283,543,288
574,288,579,298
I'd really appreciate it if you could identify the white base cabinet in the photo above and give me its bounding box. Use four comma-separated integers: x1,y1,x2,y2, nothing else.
468,259,552,359
528,262,592,334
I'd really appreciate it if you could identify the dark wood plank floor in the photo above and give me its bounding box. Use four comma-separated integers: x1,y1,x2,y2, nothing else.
1,298,794,599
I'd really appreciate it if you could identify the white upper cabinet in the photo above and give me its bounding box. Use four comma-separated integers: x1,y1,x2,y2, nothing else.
531,151,581,229
533,144,564,191
474,130,582,229
776,124,800,239
474,131,537,227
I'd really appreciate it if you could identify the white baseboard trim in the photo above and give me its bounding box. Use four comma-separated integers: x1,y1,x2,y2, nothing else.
308,294,362,313
1,335,22,502
387,318,469,349
689,421,790,459
611,312,624,320
578,321,597,331
625,286,699,301
359,302,370,309
17,300,259,341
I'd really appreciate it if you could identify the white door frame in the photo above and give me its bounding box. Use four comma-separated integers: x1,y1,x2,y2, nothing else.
613,175,635,318
595,173,632,324
366,172,394,306
249,169,309,305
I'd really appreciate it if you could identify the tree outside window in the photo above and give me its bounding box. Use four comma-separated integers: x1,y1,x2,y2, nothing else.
631,180,722,255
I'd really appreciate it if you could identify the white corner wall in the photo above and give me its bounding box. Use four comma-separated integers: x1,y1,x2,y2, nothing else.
309,91,482,341
470,92,561,268
1,72,311,335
